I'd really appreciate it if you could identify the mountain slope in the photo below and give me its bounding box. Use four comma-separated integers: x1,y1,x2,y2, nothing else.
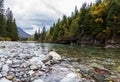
17,27,30,38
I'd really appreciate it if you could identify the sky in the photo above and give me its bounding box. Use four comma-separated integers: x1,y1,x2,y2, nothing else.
5,0,96,35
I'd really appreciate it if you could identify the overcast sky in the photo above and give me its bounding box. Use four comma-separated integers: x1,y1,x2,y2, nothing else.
5,0,96,34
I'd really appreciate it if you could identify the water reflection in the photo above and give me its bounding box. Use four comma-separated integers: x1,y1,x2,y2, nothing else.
36,43,120,59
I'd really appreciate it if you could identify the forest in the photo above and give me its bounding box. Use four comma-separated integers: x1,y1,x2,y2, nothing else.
0,0,18,41
43,0,120,46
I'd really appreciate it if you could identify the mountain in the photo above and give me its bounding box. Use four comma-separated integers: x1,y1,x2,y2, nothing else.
17,27,30,38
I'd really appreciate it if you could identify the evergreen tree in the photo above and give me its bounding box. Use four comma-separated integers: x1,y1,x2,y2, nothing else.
0,0,19,41
41,26,46,42
6,8,19,40
34,30,38,40
47,0,120,45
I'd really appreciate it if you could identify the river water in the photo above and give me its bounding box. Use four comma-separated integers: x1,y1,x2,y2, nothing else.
42,43,120,59
39,43,120,81
0,42,120,82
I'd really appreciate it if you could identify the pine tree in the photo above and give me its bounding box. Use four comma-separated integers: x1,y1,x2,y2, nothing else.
41,26,46,42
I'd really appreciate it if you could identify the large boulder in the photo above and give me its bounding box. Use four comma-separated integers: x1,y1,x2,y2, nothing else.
48,51,62,61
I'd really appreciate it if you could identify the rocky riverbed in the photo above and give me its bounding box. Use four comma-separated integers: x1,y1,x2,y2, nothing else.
0,41,120,82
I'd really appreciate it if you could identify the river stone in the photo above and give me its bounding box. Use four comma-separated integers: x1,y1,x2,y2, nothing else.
12,59,20,64
30,64,39,70
49,51,62,61
93,74,106,82
2,64,9,72
1,57,6,62
66,73,77,78
6,75,14,80
28,70,34,75
13,77,21,82
45,61,51,66
34,79,44,82
11,64,20,68
0,50,8,55
60,77,80,82
0,63,3,69
81,78,88,82
0,78,12,82
79,65,90,74
6,59,12,64
0,73,2,78
29,57,44,67
18,53,29,59
60,73,80,82
90,63,105,69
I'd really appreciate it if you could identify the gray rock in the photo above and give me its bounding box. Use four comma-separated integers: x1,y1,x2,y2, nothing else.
93,74,105,82
81,78,88,82
0,78,12,82
30,64,39,70
11,64,20,68
12,59,20,64
79,65,90,74
34,79,44,82
60,73,80,82
2,64,9,72
0,73,2,78
0,57,6,62
0,63,3,69
28,70,34,76
18,53,29,59
13,77,21,82
6,75,14,80
6,59,12,64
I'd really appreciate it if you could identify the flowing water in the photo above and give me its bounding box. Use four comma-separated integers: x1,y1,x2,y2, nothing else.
39,43,120,81
0,42,120,81
40,43,120,59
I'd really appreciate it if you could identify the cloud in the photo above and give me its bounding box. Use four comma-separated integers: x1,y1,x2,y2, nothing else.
4,0,96,34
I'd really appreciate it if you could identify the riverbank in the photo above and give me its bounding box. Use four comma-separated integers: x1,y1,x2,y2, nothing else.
0,41,120,82
51,38,120,49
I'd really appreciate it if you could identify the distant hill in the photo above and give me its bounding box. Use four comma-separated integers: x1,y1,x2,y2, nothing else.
17,27,30,38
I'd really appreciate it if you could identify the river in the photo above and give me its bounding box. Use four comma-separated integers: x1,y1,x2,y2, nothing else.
0,41,120,82
42,43,120,59
40,43,120,81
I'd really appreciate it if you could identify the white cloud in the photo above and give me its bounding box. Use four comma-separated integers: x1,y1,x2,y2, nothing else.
4,0,96,34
